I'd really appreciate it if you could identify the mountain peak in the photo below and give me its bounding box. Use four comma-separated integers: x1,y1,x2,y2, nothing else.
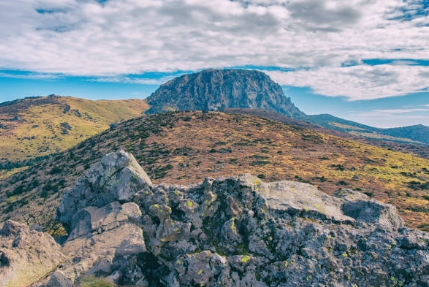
146,69,306,119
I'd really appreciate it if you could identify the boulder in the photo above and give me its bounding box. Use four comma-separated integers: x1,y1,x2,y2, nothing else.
0,220,66,287
46,271,73,287
56,150,151,230
59,201,146,284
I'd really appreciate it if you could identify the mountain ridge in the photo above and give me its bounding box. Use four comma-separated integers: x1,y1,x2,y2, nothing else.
309,113,429,146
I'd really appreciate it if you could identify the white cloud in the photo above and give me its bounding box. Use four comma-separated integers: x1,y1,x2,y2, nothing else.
0,0,428,100
265,64,429,100
0,72,60,80
89,75,177,85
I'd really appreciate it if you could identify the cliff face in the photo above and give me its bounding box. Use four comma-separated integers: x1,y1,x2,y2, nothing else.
146,69,306,119
2,150,429,287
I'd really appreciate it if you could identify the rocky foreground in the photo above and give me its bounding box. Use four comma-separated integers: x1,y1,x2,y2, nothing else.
1,150,429,286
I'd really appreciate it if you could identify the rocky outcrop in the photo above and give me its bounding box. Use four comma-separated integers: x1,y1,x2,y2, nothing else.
56,149,152,230
54,150,148,285
2,150,429,286
146,69,307,119
0,221,66,287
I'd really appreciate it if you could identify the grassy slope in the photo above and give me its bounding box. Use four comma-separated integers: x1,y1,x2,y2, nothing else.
0,95,149,164
1,112,428,231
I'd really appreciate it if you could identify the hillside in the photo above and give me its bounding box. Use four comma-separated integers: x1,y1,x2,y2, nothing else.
383,124,429,145
1,112,429,232
309,114,429,146
229,109,429,159
146,69,306,119
0,95,149,176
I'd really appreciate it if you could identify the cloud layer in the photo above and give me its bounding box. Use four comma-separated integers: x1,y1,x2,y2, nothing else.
0,0,428,100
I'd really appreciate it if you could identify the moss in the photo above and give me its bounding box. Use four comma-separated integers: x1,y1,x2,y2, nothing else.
230,218,236,231
240,255,251,263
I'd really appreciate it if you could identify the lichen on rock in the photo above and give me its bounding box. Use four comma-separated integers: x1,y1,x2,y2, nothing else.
2,150,429,287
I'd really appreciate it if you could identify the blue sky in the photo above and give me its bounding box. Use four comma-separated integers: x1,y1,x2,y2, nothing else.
0,0,428,128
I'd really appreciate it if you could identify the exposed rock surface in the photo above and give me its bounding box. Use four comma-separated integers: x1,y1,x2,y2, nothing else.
56,149,152,229
0,220,66,287
146,69,307,119
2,150,429,286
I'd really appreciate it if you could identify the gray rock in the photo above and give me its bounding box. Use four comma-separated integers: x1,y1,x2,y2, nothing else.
10,151,429,287
133,172,429,286
146,69,307,120
0,220,66,287
60,201,146,283
46,270,73,287
56,150,151,230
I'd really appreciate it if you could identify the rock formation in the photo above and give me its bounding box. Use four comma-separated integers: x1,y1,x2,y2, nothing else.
0,221,66,287
1,150,429,286
146,69,307,120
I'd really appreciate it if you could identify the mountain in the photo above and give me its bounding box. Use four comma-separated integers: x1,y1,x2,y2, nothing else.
146,68,428,147
146,69,306,119
383,124,429,145
227,109,429,159
1,112,429,233
2,150,428,287
309,114,429,146
0,95,148,178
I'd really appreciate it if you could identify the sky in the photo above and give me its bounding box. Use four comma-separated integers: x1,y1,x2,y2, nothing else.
0,0,428,128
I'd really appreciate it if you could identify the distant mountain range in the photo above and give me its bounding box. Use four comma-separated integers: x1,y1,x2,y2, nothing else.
310,114,429,146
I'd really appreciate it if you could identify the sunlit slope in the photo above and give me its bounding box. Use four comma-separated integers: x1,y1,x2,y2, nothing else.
0,95,149,161
1,112,428,231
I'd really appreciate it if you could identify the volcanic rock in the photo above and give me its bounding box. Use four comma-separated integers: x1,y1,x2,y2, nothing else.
146,69,306,119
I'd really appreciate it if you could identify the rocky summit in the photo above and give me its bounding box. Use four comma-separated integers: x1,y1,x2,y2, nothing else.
146,69,306,119
1,150,429,287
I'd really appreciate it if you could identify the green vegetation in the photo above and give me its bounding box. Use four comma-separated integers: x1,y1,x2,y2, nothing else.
1,111,429,231
79,276,115,287
0,95,148,163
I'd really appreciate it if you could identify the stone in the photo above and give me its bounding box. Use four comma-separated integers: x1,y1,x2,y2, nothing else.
7,151,429,287
60,201,146,283
46,270,73,287
56,150,151,230
0,220,66,287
